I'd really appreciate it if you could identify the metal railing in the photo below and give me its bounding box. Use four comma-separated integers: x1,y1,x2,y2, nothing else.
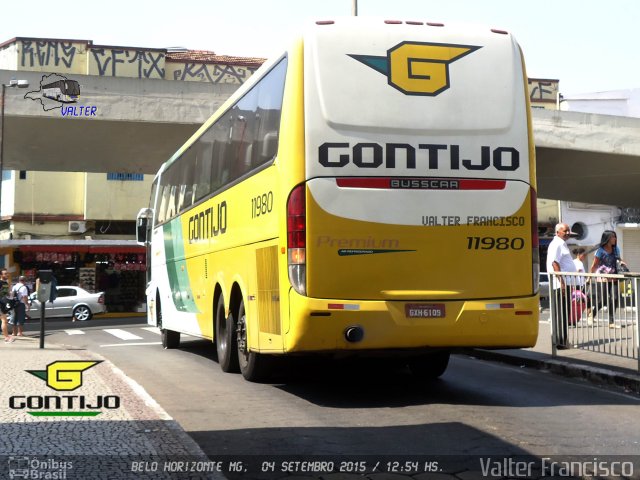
547,271,640,372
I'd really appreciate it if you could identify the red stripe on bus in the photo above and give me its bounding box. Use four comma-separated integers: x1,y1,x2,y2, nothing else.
335,178,506,190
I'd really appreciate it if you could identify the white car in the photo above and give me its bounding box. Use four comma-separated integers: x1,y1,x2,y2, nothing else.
29,286,106,321
539,272,550,300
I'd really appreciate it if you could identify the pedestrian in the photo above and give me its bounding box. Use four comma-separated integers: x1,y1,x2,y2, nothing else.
570,248,588,325
590,230,626,328
572,248,587,282
0,268,13,342
546,223,578,348
9,275,30,337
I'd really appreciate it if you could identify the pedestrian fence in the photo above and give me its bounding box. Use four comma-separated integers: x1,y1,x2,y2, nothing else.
547,271,639,372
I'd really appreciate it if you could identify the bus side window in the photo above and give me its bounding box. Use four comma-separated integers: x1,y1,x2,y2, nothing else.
210,140,227,192
157,183,171,224
261,131,278,163
178,147,197,211
193,133,213,201
166,185,178,220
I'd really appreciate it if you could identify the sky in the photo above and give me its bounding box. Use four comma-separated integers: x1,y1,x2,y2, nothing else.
3,0,638,95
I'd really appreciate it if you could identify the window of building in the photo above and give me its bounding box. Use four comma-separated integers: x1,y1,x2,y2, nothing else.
107,173,144,181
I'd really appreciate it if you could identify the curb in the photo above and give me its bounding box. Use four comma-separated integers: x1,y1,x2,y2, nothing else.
465,348,640,395
96,312,147,318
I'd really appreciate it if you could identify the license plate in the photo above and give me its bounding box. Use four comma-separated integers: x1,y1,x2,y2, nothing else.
405,303,445,318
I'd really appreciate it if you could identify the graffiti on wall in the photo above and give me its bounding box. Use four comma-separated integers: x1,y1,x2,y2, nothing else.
170,63,258,84
20,40,81,71
13,38,258,84
89,49,165,79
528,78,559,104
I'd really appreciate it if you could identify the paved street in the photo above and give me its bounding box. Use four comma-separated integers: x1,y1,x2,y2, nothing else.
1,315,638,479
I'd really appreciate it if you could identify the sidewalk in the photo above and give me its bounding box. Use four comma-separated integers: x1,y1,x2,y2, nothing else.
469,320,640,394
0,335,224,480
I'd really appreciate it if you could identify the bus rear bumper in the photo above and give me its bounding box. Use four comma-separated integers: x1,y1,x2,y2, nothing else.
284,291,539,353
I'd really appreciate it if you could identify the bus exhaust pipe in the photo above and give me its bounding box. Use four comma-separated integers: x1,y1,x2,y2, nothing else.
344,326,364,343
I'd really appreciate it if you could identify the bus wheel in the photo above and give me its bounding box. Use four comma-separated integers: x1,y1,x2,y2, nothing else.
162,328,180,349
237,300,271,382
407,351,450,380
216,297,239,373
157,297,180,349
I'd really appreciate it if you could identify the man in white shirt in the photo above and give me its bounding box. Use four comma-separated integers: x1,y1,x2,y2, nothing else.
546,223,577,349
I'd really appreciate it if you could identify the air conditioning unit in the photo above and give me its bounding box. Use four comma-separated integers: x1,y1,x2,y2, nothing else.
68,221,87,233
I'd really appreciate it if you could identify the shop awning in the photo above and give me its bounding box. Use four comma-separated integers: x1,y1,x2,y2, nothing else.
0,239,145,253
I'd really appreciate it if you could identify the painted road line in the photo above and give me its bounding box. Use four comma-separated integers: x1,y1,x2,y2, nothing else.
141,326,161,335
100,342,162,347
141,326,193,338
65,330,86,335
103,328,144,340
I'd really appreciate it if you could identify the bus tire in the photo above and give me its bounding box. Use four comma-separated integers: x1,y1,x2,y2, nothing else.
407,351,450,380
157,296,179,349
237,300,271,382
216,297,239,373
162,328,180,349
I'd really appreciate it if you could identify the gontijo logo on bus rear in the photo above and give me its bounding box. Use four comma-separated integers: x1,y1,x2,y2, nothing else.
350,41,480,96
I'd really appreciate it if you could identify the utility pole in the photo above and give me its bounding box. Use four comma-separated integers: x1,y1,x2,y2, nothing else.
352,0,358,16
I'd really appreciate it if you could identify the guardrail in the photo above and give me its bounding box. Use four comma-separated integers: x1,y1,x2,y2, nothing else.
547,271,640,372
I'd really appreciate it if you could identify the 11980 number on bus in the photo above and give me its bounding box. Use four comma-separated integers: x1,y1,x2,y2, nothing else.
466,237,525,250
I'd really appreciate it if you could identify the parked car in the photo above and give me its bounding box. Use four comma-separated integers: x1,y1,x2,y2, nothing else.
539,272,550,300
29,286,106,321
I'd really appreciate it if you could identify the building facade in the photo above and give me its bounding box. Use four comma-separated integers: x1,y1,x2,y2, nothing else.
544,87,640,272
0,37,263,311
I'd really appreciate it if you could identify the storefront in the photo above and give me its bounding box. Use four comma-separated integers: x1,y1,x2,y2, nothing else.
0,239,147,313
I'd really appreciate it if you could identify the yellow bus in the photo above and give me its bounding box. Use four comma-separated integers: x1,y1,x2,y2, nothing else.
137,18,539,382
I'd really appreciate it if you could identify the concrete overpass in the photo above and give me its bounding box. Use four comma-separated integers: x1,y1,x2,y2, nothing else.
1,69,237,175
3,69,640,207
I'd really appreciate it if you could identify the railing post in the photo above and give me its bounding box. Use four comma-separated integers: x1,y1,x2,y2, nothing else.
635,277,640,373
549,271,557,357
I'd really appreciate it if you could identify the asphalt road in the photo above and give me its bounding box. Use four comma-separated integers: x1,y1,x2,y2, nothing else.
27,316,640,476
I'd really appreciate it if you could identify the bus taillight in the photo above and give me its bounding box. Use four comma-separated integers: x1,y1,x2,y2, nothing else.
287,185,306,295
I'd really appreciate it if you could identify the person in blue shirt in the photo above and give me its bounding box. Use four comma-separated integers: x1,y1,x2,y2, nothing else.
590,230,627,328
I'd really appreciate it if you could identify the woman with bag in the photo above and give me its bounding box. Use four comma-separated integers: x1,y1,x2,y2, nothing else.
589,230,627,328
0,268,12,342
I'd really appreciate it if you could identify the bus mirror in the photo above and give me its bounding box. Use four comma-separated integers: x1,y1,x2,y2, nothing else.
136,208,153,245
137,217,148,244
